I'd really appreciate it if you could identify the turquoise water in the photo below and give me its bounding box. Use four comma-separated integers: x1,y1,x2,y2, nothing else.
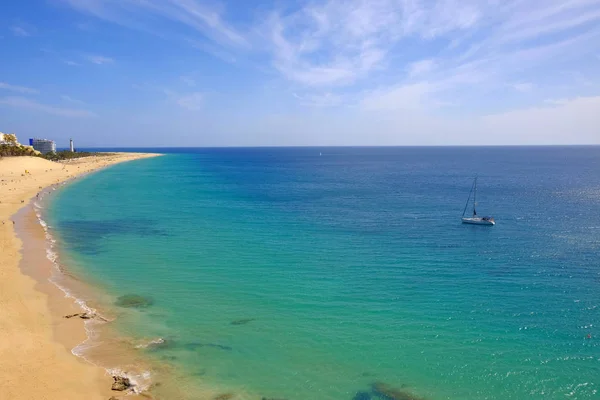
47,147,600,399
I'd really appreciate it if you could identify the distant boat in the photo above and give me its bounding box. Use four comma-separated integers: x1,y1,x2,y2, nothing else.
461,177,495,226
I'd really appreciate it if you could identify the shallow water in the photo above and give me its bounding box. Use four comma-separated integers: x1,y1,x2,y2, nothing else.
47,147,600,399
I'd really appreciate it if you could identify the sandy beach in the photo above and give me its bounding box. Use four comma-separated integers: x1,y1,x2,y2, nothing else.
0,153,159,400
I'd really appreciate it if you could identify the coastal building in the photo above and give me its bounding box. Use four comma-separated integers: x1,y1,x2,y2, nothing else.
29,138,56,154
70,138,74,152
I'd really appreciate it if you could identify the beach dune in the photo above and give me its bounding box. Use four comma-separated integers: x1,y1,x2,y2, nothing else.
0,154,158,399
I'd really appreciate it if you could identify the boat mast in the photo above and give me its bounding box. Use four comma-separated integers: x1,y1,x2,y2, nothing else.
473,176,477,216
462,178,476,217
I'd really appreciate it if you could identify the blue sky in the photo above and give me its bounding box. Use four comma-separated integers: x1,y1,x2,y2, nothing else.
1,0,599,147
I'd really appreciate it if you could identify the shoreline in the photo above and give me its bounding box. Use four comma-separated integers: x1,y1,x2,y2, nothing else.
0,153,160,400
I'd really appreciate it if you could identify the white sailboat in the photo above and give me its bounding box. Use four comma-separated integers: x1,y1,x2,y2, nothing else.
461,177,495,226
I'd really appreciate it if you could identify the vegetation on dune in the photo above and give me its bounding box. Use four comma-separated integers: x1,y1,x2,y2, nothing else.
42,150,109,161
0,143,40,157
0,147,110,160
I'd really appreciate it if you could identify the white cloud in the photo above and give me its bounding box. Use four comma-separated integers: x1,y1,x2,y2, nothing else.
61,95,85,104
498,9,600,43
361,82,436,111
163,90,203,110
293,92,343,107
11,26,31,37
187,39,238,64
407,59,437,78
512,83,534,93
60,0,248,48
0,82,39,94
251,95,600,145
55,0,600,145
59,0,600,93
180,76,196,87
64,60,81,66
262,0,486,87
75,22,94,31
86,55,114,65
176,92,203,110
0,96,95,117
478,96,600,144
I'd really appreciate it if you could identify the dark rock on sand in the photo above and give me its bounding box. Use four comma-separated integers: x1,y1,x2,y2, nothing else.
214,394,234,400
353,391,372,400
108,397,121,400
115,294,154,308
230,318,255,325
111,376,132,391
63,312,101,320
65,313,95,321
371,382,425,400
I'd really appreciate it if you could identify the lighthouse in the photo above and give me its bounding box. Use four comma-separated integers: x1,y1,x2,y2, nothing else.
69,138,74,152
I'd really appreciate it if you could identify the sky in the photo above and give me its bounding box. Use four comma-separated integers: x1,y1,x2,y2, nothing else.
0,0,599,147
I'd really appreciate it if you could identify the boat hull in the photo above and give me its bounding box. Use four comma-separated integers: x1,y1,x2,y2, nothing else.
462,217,495,226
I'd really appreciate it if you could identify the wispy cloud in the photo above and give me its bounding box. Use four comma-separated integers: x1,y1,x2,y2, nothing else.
59,0,600,111
63,60,81,66
174,92,203,110
0,82,39,94
86,55,114,65
60,0,248,48
163,89,203,110
61,95,85,104
180,76,196,87
0,96,95,117
262,0,482,87
11,25,32,37
187,39,237,64
75,22,95,31
512,83,534,93
407,59,437,78
293,92,343,107
361,82,436,111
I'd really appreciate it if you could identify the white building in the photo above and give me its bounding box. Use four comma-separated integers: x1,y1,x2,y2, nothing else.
29,138,56,154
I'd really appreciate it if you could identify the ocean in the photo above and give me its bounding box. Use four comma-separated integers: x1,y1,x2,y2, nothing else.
44,147,600,399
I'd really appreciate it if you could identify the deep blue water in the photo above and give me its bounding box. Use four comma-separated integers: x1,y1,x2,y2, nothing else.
48,147,600,399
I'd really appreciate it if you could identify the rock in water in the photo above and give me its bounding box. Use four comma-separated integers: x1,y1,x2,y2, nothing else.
111,376,131,391
115,294,154,308
371,382,425,400
353,391,372,400
230,318,255,325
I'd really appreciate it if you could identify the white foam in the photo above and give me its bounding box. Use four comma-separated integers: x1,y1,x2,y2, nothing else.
32,199,153,394
135,337,166,349
107,367,152,394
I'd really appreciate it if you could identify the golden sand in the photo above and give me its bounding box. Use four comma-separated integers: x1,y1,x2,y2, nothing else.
0,154,159,400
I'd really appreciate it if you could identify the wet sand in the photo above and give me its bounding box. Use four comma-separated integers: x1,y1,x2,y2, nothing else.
0,154,159,400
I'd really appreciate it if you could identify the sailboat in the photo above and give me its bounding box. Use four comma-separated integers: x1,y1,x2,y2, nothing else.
461,177,495,226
